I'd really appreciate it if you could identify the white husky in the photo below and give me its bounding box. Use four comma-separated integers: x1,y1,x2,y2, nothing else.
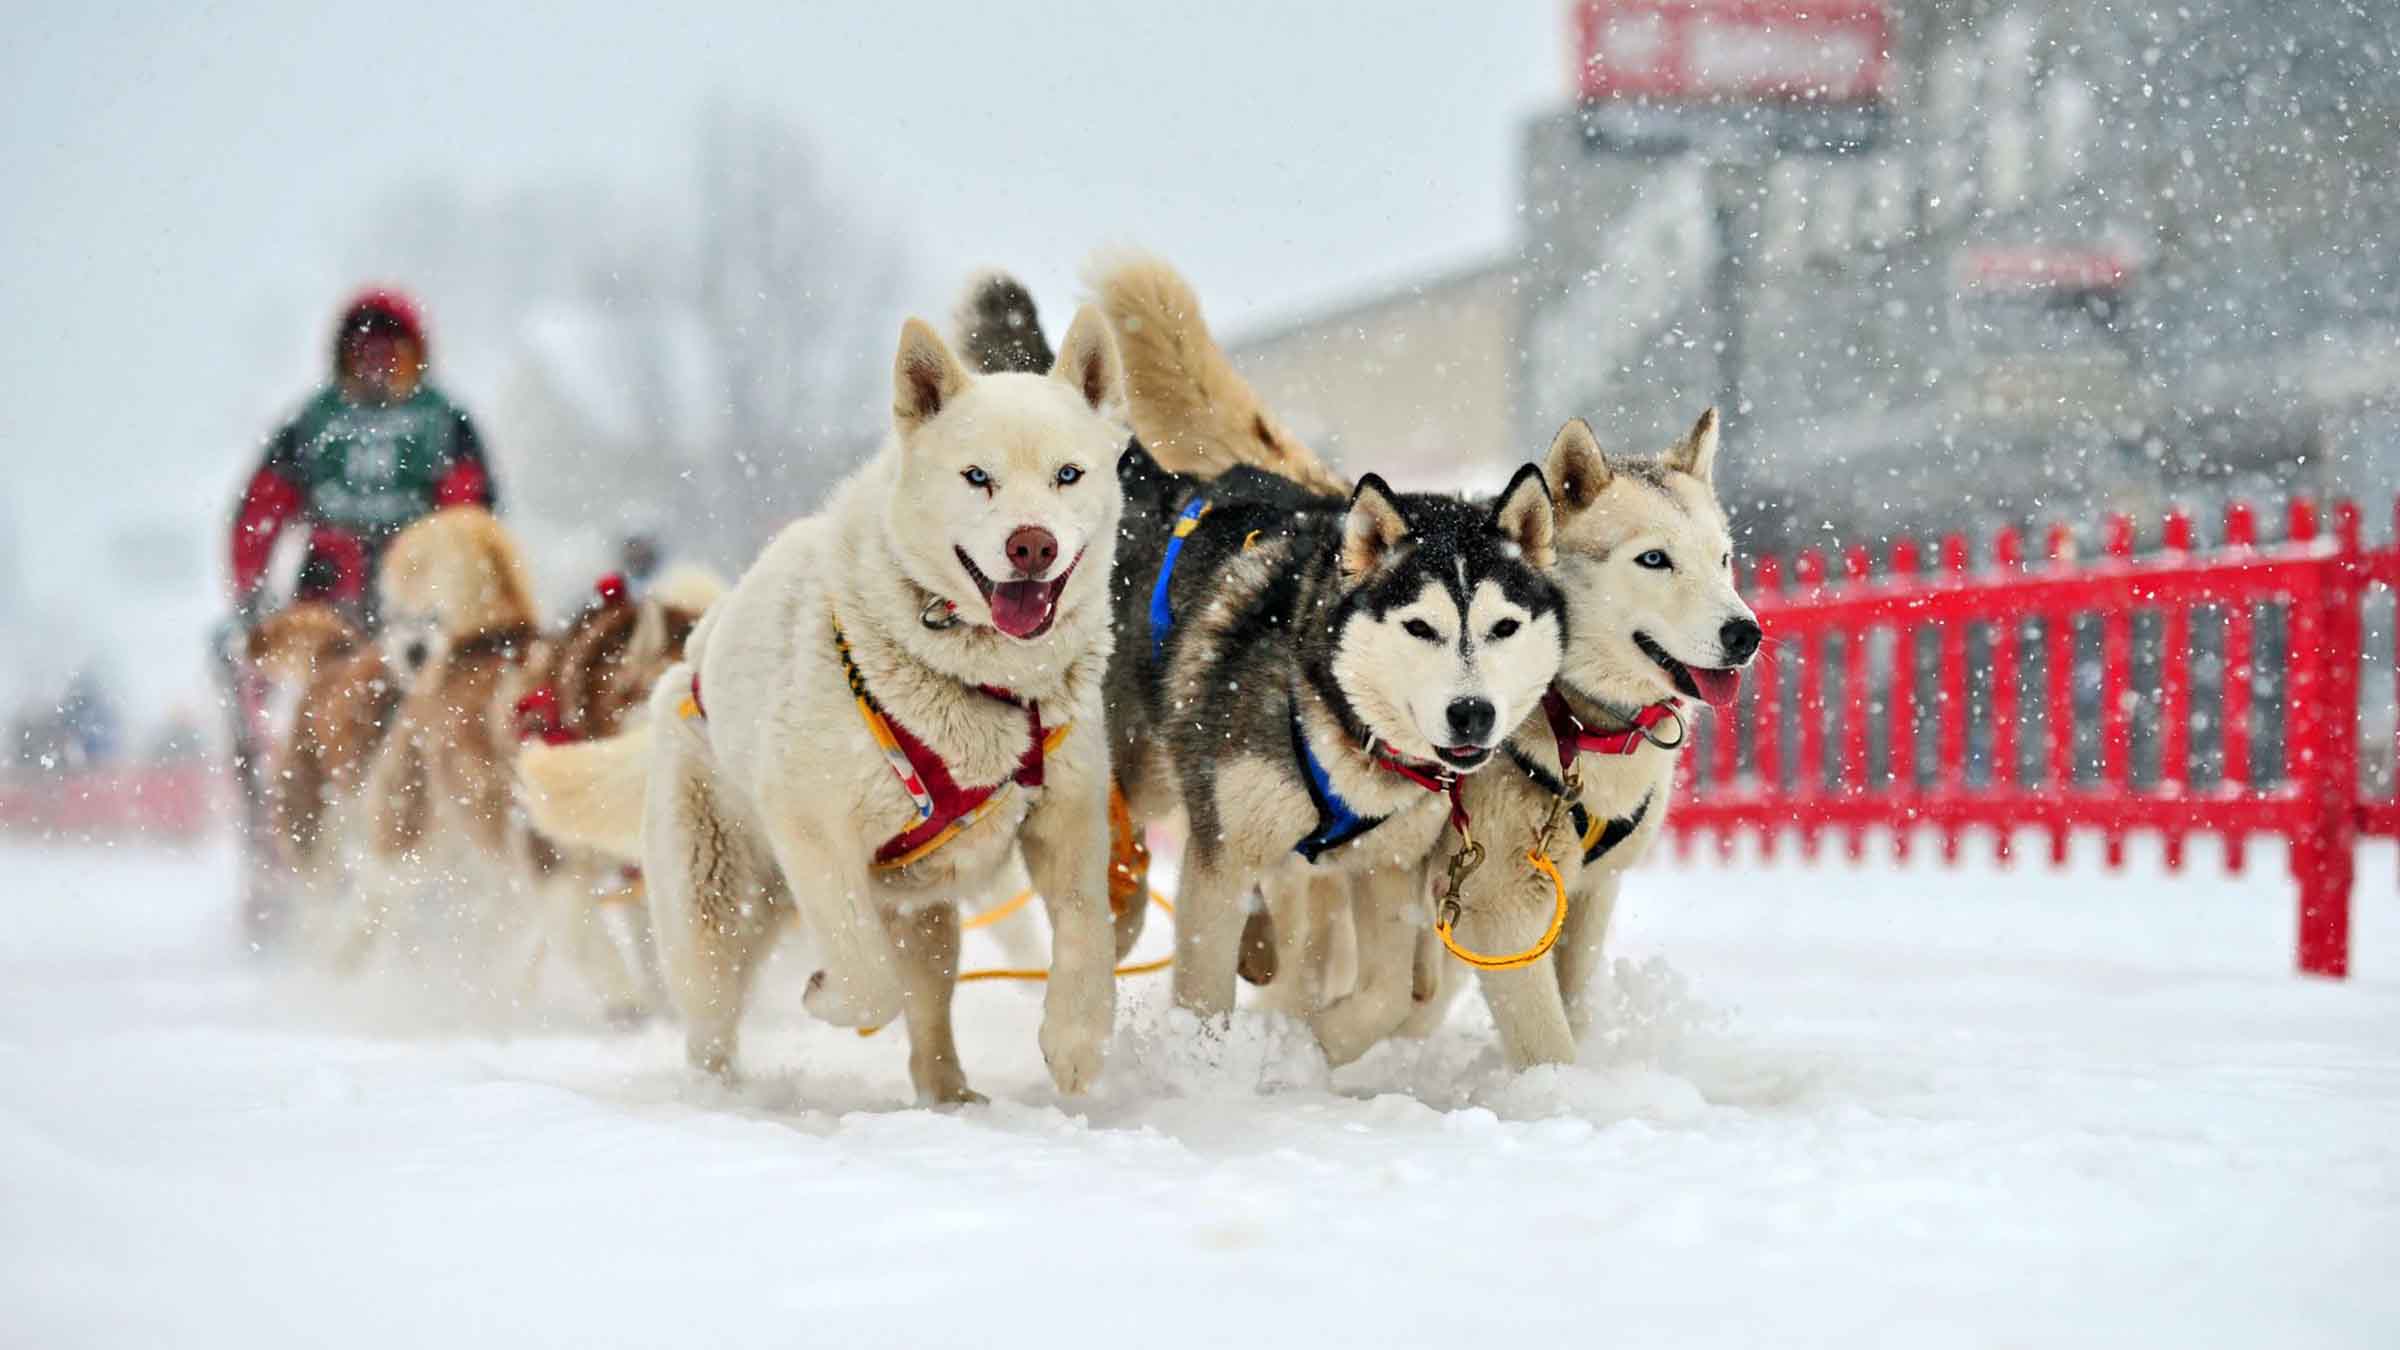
519,309,1130,1104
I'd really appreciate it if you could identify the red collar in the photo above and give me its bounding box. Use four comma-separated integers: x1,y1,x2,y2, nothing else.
1542,686,1683,763
1364,737,1472,839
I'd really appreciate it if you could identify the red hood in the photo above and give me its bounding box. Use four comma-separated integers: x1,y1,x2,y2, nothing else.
332,288,428,376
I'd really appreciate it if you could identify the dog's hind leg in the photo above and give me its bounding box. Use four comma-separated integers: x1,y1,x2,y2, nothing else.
646,738,782,1075
1307,865,1427,1067
887,902,982,1106
1254,871,1343,1017
557,870,656,1025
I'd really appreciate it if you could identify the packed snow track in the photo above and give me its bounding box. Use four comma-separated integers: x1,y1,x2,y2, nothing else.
6,838,2397,1348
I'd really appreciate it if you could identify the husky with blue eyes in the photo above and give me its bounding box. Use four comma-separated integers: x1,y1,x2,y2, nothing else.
520,304,1132,1106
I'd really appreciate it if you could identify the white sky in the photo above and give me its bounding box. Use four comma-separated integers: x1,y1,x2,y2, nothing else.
0,1,1564,714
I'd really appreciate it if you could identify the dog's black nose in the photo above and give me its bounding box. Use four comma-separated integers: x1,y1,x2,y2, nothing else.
1719,617,1762,665
403,640,429,670
1445,697,1496,744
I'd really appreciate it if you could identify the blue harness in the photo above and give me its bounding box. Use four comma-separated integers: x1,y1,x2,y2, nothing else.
1149,495,1210,662
1148,492,1380,863
1289,704,1385,862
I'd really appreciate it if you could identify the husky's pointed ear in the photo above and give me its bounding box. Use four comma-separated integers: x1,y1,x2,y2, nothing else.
1665,407,1721,484
893,317,970,434
1545,418,1610,516
1340,474,1411,579
626,597,670,669
1491,463,1555,570
1050,304,1125,415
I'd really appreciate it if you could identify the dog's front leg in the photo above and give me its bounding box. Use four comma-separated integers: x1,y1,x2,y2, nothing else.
1255,871,1345,1017
1461,852,1578,1069
755,781,903,1030
1020,771,1115,1095
1554,866,1625,1038
1307,863,1427,1066
1166,854,1251,1018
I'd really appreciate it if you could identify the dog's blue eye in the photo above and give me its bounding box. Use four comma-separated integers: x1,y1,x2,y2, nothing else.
963,467,992,489
1488,618,1520,641
1403,619,1440,643
1055,464,1084,486
1636,549,1672,571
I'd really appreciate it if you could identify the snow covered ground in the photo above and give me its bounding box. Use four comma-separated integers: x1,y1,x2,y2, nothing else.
6,833,2398,1349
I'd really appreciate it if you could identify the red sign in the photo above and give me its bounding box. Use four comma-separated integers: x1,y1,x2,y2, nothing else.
1958,244,2137,293
1576,0,1892,104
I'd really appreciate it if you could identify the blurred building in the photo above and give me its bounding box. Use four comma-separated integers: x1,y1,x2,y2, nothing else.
1227,258,1521,493
1234,1,2400,551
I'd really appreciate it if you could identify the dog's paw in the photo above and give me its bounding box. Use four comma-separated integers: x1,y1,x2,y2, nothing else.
803,967,902,1029
1039,1007,1108,1096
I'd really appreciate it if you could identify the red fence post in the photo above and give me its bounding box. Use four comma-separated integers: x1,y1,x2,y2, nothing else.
1841,545,1871,861
2160,510,2194,870
1753,555,1784,860
1937,534,1969,863
2288,501,2361,977
1889,537,1920,860
2100,514,2135,867
2044,524,2076,865
1990,527,2023,862
2223,502,2257,873
1797,550,1828,860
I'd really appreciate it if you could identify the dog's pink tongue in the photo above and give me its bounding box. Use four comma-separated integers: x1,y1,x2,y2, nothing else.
1688,666,1743,708
988,579,1055,639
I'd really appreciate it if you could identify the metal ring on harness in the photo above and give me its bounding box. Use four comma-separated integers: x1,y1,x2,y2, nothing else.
1638,705,1688,751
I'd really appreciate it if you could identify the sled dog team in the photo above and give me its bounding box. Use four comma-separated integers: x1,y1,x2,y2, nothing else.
258,250,1757,1103
248,514,721,1019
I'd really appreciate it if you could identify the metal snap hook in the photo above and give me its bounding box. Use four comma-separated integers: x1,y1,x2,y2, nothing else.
1640,706,1689,751
920,597,962,631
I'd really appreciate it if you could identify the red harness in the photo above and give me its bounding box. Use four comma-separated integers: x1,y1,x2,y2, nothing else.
869,689,1051,868
1541,687,1683,761
513,573,638,746
682,626,1062,871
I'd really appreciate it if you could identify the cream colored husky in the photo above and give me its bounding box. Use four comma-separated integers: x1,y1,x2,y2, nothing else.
519,309,1130,1104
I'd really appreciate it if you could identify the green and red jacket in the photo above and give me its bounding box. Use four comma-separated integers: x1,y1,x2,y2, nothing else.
229,382,496,607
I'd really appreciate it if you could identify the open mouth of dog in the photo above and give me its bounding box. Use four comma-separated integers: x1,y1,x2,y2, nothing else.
1634,631,1743,708
1434,743,1493,771
956,545,1083,640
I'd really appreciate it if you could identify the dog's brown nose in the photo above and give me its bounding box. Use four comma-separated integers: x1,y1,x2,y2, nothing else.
1005,525,1058,577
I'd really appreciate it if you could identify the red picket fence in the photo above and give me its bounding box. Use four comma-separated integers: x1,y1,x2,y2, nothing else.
0,762,218,845
1669,496,2398,978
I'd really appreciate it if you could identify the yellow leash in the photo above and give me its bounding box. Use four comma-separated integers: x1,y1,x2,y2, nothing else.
855,888,1177,1037
1428,750,1580,972
1431,847,1569,971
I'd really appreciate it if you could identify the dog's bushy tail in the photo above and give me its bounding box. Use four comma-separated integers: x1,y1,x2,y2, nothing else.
1083,250,1349,496
955,270,1056,375
247,603,370,685
517,707,657,861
